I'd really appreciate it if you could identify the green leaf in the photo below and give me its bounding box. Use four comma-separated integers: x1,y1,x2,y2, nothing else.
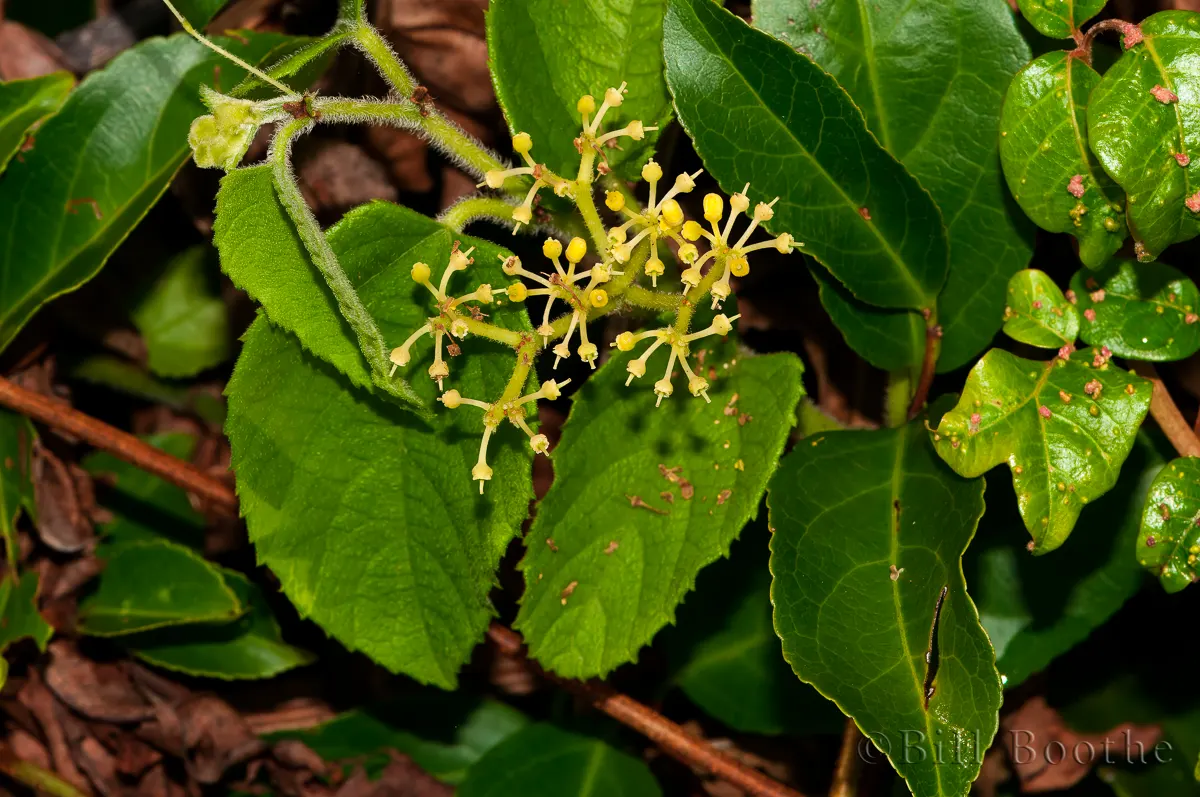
70,356,226,424
1072,259,1200,361
0,572,54,654
232,31,351,99
1000,51,1126,268
486,0,672,180
1003,269,1081,348
0,32,302,356
768,413,998,797
1,409,37,567
752,0,1033,371
1135,455,1200,592
131,246,231,378
170,0,230,28
515,343,802,679
227,317,532,689
1016,0,1106,40
127,569,314,679
663,0,948,312
662,521,844,736
457,723,661,797
812,262,925,372
933,349,1152,553
0,72,73,174
966,432,1164,689
1088,11,1200,260
77,539,244,636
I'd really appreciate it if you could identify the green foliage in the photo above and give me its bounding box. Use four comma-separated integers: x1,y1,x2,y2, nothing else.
1088,11,1200,260
0,72,73,174
457,723,661,797
933,349,1152,553
1072,259,1200,361
663,0,948,313
769,411,999,797
515,342,802,678
811,264,924,371
1000,51,1127,268
754,0,1033,372
170,0,230,28
0,410,36,567
1002,269,1081,348
0,572,54,654
1017,0,1106,40
131,246,231,378
486,0,671,180
1136,456,1200,592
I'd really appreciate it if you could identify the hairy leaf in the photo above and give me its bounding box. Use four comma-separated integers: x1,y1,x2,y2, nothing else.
769,413,999,797
77,540,244,636
664,0,948,311
754,0,1032,370
812,262,925,372
0,72,72,174
1003,269,1081,348
0,572,53,654
486,0,671,180
1088,11,1200,260
1072,259,1200,361
933,349,1152,553
515,340,801,678
132,246,230,378
228,317,532,688
1016,0,1106,40
0,409,36,567
457,723,661,797
1136,456,1200,592
0,32,298,354
1001,51,1126,268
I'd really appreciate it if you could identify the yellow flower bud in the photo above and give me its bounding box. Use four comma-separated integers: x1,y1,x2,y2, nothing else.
729,254,750,277
711,281,731,302
730,192,750,213
502,255,522,275
712,314,734,336
537,323,554,339
578,342,599,362
449,249,471,271
704,193,725,222
476,284,494,303
654,378,674,399
615,331,636,351
645,257,665,279
642,160,663,183
674,172,697,193
429,361,449,380
660,198,684,228
543,238,563,259
542,379,564,400
627,359,647,379
681,265,703,287
678,243,699,263
626,120,646,140
754,201,775,221
512,132,533,153
589,289,609,308
590,264,611,283
530,434,550,454
577,94,596,115
605,86,624,107
472,461,493,484
605,191,626,212
484,170,506,189
775,233,796,253
611,243,632,263
451,318,469,338
507,282,528,302
440,389,462,408
682,220,704,241
688,376,710,398
390,346,411,367
608,226,628,244
512,205,533,225
411,262,432,283
565,237,588,263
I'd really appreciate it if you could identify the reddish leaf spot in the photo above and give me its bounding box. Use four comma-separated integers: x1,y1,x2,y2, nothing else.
1176,152,1191,167
65,198,103,220
1039,405,1052,418
1151,85,1179,104
1067,174,1085,198
1084,308,1096,322
858,207,871,220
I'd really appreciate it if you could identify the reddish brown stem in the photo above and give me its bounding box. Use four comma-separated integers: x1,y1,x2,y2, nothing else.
907,325,939,421
828,719,862,797
1129,362,1200,458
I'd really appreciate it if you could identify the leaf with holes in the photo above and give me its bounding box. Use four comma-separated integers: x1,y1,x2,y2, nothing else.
664,0,948,312
769,411,998,797
1088,11,1200,259
1002,269,1080,348
1136,456,1200,592
132,246,230,378
0,409,36,567
1000,51,1127,268
1072,259,1200,361
1016,0,1107,40
0,72,72,174
933,349,1152,553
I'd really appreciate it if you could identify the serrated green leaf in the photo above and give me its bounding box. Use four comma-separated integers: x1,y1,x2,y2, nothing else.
753,0,1033,371
131,246,231,378
0,32,300,355
515,340,801,679
78,539,244,636
662,521,844,736
663,0,947,312
933,349,1152,553
1088,11,1200,259
486,0,671,181
457,723,661,797
1017,0,1106,40
1072,259,1200,361
1,409,37,567
228,317,532,689
0,72,73,174
812,262,925,372
1000,51,1126,268
127,568,314,679
1003,269,1081,348
1135,456,1200,592
0,572,54,654
967,432,1164,689
769,414,998,797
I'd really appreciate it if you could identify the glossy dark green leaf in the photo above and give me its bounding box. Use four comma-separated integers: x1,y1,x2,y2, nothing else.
1088,11,1200,260
1016,0,1106,40
967,432,1164,689
457,723,661,797
77,540,244,636
1135,456,1200,592
486,0,671,180
753,0,1033,371
1000,51,1127,268
0,409,36,566
0,32,298,355
769,413,998,797
0,72,73,173
1072,259,1200,361
812,261,925,372
228,316,532,689
664,0,948,312
0,572,53,654
933,349,1152,553
131,246,230,378
1003,269,1081,348
515,340,801,679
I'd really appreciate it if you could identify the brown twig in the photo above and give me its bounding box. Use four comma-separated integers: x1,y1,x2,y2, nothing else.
907,323,939,421
828,719,862,797
0,375,806,797
1129,362,1200,458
